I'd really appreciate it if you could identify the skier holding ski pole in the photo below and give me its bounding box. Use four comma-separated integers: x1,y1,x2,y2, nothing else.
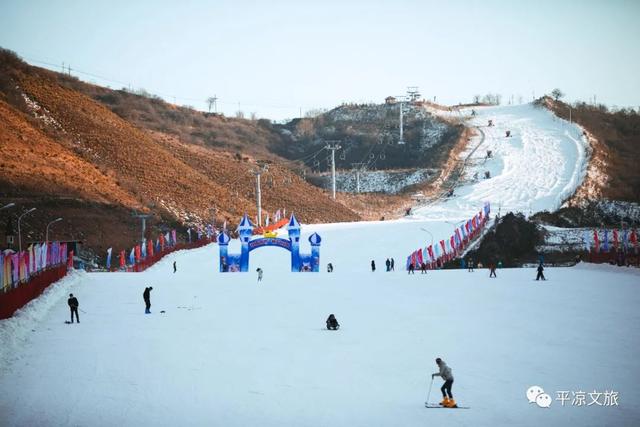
432,358,456,407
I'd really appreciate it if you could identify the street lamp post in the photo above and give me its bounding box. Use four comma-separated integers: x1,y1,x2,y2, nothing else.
18,207,36,253
420,228,434,246
46,217,63,243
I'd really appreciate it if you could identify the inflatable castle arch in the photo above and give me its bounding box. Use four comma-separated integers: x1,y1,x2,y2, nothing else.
217,214,321,272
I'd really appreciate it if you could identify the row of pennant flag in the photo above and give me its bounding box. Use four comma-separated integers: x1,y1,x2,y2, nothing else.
406,203,491,270
586,228,638,252
106,228,187,269
1,241,71,291
105,208,290,269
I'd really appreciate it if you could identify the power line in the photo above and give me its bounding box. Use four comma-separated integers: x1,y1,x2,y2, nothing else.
21,54,320,112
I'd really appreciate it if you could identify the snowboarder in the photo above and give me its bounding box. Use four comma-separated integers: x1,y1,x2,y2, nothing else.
256,268,263,282
371,260,376,272
173,261,177,273
385,258,391,272
390,258,395,271
536,263,546,281
467,258,474,272
327,263,333,273
432,358,456,408
408,263,415,274
143,286,153,314
489,262,497,278
68,293,79,323
326,314,340,330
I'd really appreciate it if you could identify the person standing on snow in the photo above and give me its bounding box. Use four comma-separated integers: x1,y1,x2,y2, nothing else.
489,262,497,278
385,258,391,272
68,293,80,323
432,357,456,407
173,261,177,273
467,258,474,272
143,286,153,314
256,268,263,282
536,263,546,281
371,260,376,272
390,258,395,271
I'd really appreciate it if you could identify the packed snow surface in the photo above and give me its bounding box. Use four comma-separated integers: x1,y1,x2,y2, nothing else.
2,104,636,427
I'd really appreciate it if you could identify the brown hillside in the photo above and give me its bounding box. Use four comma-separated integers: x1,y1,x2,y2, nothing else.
0,100,139,207
150,131,359,223
0,49,359,260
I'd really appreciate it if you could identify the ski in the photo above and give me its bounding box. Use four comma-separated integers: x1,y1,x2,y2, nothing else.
425,404,469,409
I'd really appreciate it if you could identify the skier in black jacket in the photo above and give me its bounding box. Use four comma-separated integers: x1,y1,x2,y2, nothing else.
326,314,340,330
143,286,153,314
536,264,546,281
68,293,79,323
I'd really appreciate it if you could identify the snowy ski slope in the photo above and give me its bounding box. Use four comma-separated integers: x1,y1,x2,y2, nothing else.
2,104,638,427
414,103,588,221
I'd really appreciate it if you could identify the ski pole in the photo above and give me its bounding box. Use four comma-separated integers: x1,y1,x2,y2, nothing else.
426,376,434,405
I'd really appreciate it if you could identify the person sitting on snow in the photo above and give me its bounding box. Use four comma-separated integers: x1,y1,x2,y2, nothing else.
326,314,340,330
432,358,456,407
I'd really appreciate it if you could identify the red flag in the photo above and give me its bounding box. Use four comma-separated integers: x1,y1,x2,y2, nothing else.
135,245,141,262
417,249,423,265
67,250,74,269
147,239,154,257
631,229,638,247
159,233,165,251
593,230,600,252
427,245,434,261
613,229,619,249
119,250,126,268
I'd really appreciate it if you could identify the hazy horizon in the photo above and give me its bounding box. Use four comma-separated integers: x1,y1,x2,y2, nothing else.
1,0,638,120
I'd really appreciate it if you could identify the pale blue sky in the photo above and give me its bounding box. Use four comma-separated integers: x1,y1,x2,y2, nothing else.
1,0,638,120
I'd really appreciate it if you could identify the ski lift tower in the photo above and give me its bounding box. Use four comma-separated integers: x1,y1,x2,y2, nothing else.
392,94,410,145
407,86,421,102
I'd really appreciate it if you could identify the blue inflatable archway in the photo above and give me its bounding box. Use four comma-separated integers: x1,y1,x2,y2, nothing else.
217,214,321,272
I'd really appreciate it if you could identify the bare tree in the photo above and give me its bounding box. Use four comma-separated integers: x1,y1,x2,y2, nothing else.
551,88,564,101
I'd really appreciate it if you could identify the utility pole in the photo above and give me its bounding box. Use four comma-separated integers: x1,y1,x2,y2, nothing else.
399,101,405,144
324,141,341,199
351,162,366,193
132,212,151,244
393,94,409,144
251,164,269,226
